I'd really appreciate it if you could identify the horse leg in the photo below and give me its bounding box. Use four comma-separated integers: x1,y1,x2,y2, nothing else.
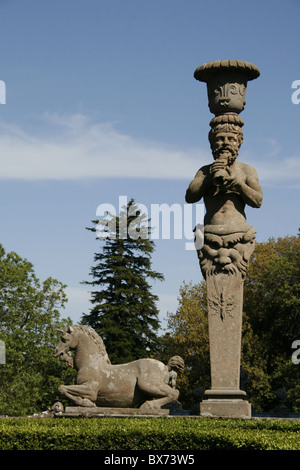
58,383,98,407
137,380,179,411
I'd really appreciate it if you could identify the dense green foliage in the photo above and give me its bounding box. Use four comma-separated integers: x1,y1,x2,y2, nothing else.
242,234,300,411
162,234,300,412
81,198,164,364
0,245,76,416
0,417,299,450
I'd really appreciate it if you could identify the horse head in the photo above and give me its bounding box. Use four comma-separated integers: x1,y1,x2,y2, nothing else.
53,325,111,366
53,325,77,358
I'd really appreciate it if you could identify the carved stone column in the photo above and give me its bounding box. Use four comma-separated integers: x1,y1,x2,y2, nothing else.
186,60,262,418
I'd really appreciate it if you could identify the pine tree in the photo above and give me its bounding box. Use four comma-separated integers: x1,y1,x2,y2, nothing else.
81,198,164,364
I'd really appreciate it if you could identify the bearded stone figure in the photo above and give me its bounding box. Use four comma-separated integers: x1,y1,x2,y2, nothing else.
185,60,262,418
199,225,257,279
187,116,262,278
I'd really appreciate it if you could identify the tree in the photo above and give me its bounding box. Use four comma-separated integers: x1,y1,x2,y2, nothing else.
81,198,164,364
242,234,300,411
159,281,210,408
244,235,300,354
0,244,75,416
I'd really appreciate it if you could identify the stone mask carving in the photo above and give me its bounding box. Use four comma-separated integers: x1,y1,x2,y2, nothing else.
198,225,256,279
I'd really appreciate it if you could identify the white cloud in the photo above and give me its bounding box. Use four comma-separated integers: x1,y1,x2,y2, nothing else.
241,139,300,186
0,113,207,180
246,153,300,186
0,113,298,185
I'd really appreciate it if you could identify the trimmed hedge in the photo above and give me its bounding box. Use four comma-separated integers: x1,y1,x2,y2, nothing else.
0,417,299,450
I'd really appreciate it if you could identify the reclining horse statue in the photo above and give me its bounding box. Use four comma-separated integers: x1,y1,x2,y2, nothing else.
53,325,184,411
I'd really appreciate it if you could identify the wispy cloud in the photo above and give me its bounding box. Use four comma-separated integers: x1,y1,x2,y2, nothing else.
0,113,298,185
242,146,300,187
255,155,300,184
0,113,207,180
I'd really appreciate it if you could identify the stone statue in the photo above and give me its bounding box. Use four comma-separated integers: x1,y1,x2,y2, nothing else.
185,60,262,418
53,325,184,413
187,115,262,281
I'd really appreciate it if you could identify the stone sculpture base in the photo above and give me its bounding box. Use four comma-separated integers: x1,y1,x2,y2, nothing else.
56,406,170,417
200,398,251,418
199,271,252,419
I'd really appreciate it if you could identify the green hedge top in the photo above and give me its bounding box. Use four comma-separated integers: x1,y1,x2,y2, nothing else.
0,417,299,451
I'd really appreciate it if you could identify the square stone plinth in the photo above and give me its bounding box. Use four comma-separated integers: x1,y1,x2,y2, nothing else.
200,399,251,418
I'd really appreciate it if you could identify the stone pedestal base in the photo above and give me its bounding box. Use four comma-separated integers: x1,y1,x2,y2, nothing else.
57,406,170,417
200,399,251,418
200,269,252,419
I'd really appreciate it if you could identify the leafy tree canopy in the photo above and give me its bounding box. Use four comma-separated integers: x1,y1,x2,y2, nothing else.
0,245,74,416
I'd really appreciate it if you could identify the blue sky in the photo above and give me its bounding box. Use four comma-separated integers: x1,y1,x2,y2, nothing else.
0,0,299,330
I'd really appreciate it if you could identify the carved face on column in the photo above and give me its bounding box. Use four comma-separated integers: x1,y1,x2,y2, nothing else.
209,123,243,164
198,227,256,279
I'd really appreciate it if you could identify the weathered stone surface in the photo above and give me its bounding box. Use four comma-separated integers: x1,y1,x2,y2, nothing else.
200,399,251,418
194,60,260,116
186,60,262,418
61,406,170,417
53,325,184,411
206,272,244,392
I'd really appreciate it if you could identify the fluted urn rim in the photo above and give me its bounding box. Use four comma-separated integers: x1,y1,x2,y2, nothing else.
194,59,260,83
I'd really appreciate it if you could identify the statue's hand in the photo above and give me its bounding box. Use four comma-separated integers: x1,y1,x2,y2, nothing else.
221,167,244,191
210,160,227,175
